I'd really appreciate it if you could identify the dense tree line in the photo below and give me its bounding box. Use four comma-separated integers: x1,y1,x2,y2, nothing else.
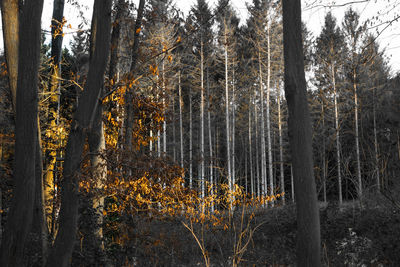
0,0,399,265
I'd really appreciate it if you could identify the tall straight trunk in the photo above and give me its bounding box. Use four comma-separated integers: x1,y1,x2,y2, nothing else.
258,50,267,199
266,27,274,204
231,67,236,187
282,1,321,265
278,86,285,204
172,95,176,161
249,96,254,196
354,70,362,199
178,71,184,169
224,27,232,194
109,0,126,81
124,0,145,150
254,89,260,198
333,64,342,205
200,41,205,198
321,98,327,203
189,87,193,189
373,84,380,191
45,0,65,236
162,61,167,155
1,0,19,111
45,1,111,266
207,69,214,211
0,1,44,266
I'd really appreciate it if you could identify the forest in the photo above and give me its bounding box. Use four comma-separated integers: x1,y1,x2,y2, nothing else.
0,0,399,266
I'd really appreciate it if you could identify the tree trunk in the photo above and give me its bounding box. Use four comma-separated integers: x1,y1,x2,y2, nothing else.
0,1,44,266
45,0,65,236
373,84,380,191
178,71,184,169
266,27,274,205
45,1,112,266
162,61,167,155
333,64,342,206
354,70,362,199
124,0,145,150
109,0,126,81
189,86,193,189
282,1,321,265
249,96,254,196
278,86,285,204
232,67,236,188
321,98,327,203
224,26,232,197
254,89,260,198
0,0,19,112
207,69,214,211
258,50,267,201
200,41,205,198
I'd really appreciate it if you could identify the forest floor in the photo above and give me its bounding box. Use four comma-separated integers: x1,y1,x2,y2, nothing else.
77,193,400,266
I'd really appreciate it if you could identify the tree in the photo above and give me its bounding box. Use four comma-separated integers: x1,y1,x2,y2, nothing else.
45,1,112,265
0,0,44,266
342,8,366,199
282,0,321,265
314,12,346,205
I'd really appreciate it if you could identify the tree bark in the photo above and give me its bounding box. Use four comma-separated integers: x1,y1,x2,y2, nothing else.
124,0,145,150
45,0,65,236
45,1,112,266
278,86,285,204
333,64,342,206
0,1,44,266
266,26,274,205
224,23,232,198
0,0,19,112
258,50,267,201
282,1,321,266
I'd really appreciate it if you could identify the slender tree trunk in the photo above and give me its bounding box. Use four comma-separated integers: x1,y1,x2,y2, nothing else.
207,69,214,211
266,27,274,205
321,98,327,203
254,89,260,198
333,64,342,206
45,1,111,266
278,86,285,204
224,27,232,195
373,84,380,191
172,95,176,161
189,87,193,189
354,70,362,199
0,1,44,266
249,96,254,196
232,67,236,187
178,71,184,169
258,50,267,200
45,0,65,236
200,41,205,198
162,61,167,155
282,1,321,265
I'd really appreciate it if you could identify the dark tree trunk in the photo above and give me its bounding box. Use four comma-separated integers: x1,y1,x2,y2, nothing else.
0,0,44,266
124,0,146,149
45,1,112,266
282,1,321,266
